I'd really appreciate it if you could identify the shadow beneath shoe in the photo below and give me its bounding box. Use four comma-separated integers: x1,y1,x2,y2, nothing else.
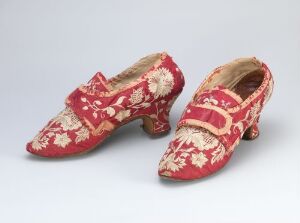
158,166,230,187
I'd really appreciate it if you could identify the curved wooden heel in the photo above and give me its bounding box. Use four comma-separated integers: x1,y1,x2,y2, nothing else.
141,96,178,135
242,122,260,140
142,115,170,136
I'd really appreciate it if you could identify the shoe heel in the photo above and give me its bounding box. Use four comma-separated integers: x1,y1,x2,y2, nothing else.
142,96,179,135
242,120,260,140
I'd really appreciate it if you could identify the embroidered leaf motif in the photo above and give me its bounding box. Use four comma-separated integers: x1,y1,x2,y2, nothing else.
105,107,115,117
81,97,87,102
94,100,101,105
115,96,126,105
75,127,90,143
141,102,150,108
82,106,88,110
211,145,226,164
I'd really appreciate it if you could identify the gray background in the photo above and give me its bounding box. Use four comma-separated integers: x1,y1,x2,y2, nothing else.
0,0,299,222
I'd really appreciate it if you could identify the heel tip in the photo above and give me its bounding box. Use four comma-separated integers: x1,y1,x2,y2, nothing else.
242,131,259,140
141,124,170,137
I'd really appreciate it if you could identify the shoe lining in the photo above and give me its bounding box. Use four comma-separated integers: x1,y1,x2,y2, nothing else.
108,53,161,90
202,58,264,101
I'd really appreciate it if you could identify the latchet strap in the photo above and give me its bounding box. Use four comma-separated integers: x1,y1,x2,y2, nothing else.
177,102,232,136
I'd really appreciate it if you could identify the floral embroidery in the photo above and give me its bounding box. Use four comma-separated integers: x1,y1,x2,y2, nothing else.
55,108,82,131
27,53,185,157
75,127,90,143
191,152,208,168
53,133,71,148
159,59,274,180
81,96,126,119
147,68,174,99
159,144,187,172
30,108,91,151
175,127,219,151
232,100,262,135
211,145,226,164
31,133,49,151
129,87,144,104
159,126,226,173
115,110,131,122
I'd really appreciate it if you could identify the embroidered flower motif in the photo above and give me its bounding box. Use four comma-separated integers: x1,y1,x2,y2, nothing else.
53,133,71,148
160,153,186,172
75,127,90,143
159,126,225,173
191,152,208,168
147,68,174,99
159,144,186,172
31,133,49,150
55,108,82,131
129,87,144,104
115,110,131,122
175,127,219,150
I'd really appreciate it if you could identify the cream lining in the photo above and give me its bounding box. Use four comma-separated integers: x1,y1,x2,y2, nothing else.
108,53,162,90
201,58,262,91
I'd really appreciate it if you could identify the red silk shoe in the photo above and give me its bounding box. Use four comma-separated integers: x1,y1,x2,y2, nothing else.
158,58,274,181
26,52,185,157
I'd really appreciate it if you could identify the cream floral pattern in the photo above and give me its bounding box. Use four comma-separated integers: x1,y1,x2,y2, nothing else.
78,73,176,133
53,133,71,148
56,108,82,131
129,87,144,104
75,127,90,143
232,100,262,134
115,110,131,122
159,143,187,172
159,126,226,173
31,108,91,150
147,68,174,99
191,152,208,168
28,54,185,157
31,133,50,151
175,127,219,151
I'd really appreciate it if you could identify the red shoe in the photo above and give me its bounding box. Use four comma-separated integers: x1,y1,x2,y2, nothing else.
26,52,185,157
158,58,274,180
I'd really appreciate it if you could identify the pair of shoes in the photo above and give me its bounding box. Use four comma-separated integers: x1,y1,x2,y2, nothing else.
26,52,274,181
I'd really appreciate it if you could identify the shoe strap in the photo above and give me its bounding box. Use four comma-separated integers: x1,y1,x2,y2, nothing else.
177,102,232,136
65,88,117,136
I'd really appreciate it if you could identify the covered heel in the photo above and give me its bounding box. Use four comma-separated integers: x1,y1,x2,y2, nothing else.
141,96,178,135
242,122,260,140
